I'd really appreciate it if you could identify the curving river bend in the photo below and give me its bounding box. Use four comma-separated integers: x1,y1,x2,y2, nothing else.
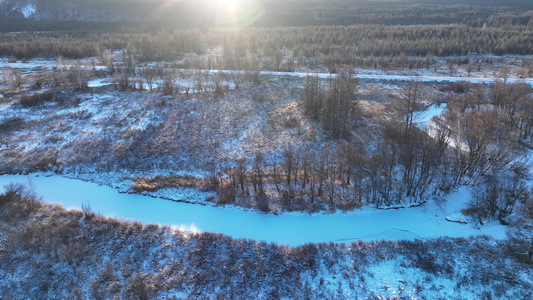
0,174,506,246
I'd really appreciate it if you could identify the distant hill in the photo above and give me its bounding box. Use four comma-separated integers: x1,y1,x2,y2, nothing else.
0,0,174,22
0,0,532,30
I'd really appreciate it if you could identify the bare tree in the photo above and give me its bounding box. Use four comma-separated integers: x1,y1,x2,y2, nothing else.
236,158,247,193
469,174,528,223
301,75,324,119
69,61,89,91
161,70,176,95
283,147,294,189
322,70,359,139
273,49,284,71
3,68,24,91
99,49,115,74
251,152,265,194
395,79,425,138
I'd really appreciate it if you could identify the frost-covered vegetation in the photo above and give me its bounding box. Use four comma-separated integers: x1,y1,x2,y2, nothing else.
1,58,532,216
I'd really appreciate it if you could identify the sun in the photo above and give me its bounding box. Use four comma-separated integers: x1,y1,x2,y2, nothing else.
216,0,239,15
211,0,264,30
223,0,238,14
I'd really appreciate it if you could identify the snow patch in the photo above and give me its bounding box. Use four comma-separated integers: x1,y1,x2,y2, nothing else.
446,213,469,224
415,103,446,124
171,224,201,235
87,77,111,88
20,4,36,18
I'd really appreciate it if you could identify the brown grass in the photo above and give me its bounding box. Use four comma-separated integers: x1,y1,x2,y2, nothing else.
130,175,209,192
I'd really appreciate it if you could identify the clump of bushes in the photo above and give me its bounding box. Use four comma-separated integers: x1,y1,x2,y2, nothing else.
0,183,41,221
0,117,24,134
465,174,529,224
19,91,54,107
439,81,471,93
217,185,237,205
256,191,270,212
130,175,206,192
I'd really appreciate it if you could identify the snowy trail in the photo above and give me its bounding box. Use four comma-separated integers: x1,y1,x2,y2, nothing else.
0,174,506,246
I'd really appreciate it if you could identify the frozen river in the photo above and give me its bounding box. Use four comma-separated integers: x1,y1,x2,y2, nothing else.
0,174,506,246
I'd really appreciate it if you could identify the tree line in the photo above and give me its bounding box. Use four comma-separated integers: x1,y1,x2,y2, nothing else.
2,25,533,72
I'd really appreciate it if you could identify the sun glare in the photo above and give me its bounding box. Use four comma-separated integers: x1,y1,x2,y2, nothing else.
211,0,264,30
223,0,238,14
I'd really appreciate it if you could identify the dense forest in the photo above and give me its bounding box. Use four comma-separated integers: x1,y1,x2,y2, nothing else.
1,24,533,71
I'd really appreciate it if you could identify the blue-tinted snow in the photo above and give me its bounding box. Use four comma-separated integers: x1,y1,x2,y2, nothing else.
21,4,36,18
414,103,446,124
0,174,506,246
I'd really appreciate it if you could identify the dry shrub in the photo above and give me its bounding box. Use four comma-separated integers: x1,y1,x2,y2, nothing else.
217,185,237,205
130,175,205,192
0,182,24,206
284,115,299,128
124,272,154,300
127,221,144,235
97,262,117,283
461,207,484,217
293,243,318,267
143,223,160,233
337,198,363,211
439,81,470,93
522,196,533,220
256,191,270,212
82,201,95,220
0,183,41,221
10,220,45,250
57,240,90,265
32,153,60,172
0,117,24,134
130,180,159,192
20,91,54,107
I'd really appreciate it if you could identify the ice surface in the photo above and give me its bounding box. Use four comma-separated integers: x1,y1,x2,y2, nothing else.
0,174,506,246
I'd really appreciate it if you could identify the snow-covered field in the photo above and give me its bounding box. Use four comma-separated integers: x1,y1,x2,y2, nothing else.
0,173,505,246
2,57,532,85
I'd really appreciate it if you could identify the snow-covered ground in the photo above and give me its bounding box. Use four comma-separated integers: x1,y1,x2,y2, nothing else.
2,58,532,85
87,77,111,87
0,174,505,246
261,70,533,85
414,103,446,124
